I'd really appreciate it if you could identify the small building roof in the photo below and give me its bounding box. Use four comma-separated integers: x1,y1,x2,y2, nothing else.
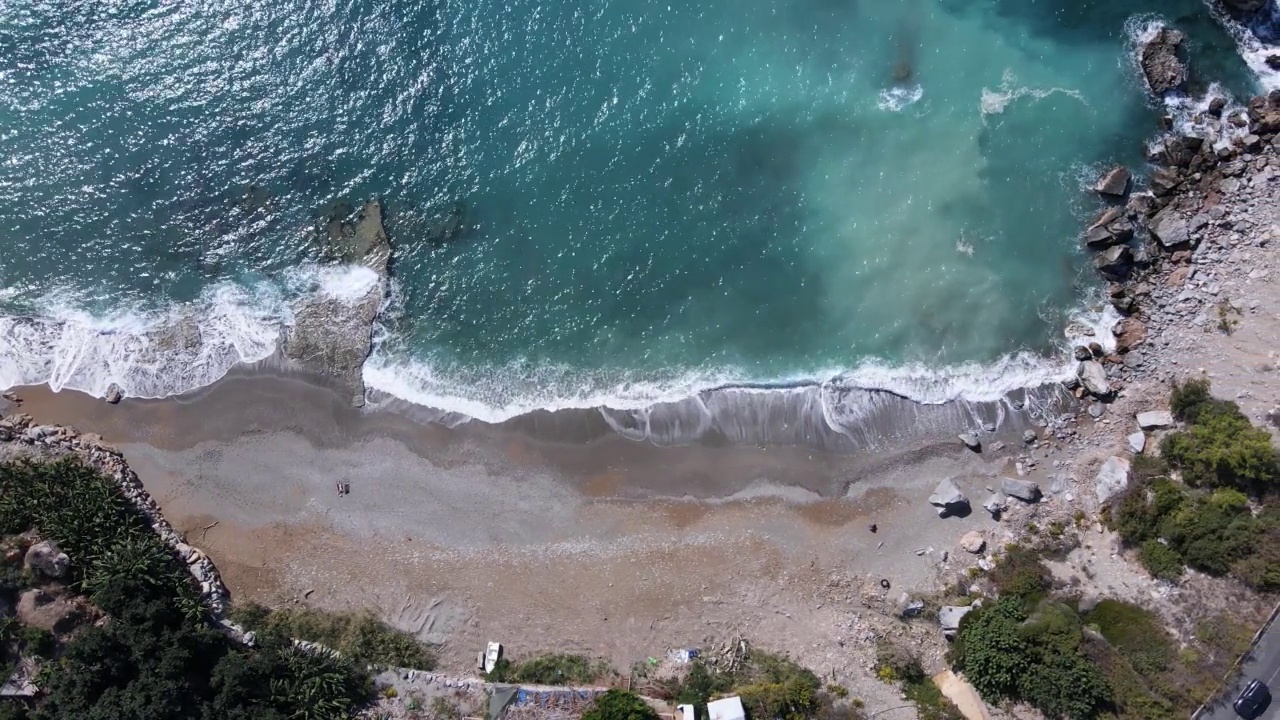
708,696,745,720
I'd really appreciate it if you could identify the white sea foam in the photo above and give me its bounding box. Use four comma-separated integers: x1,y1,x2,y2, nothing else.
362,302,1119,426
0,263,382,399
1200,0,1280,92
980,69,1087,116
876,84,923,112
0,282,284,398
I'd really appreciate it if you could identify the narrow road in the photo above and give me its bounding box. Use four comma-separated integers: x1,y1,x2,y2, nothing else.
1199,609,1280,720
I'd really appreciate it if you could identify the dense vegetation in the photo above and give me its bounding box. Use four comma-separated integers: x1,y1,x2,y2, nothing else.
486,653,614,686
0,458,375,720
949,547,1254,720
582,690,660,720
650,649,862,720
1106,381,1280,588
1161,379,1279,494
230,602,435,670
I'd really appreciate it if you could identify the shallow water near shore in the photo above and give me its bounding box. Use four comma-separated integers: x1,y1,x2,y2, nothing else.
0,0,1267,425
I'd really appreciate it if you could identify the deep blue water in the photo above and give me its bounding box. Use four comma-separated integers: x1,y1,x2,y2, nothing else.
0,0,1265,419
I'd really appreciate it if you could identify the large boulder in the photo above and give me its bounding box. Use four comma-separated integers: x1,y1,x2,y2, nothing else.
1094,166,1131,197
1128,432,1146,454
24,541,70,579
1095,456,1131,505
1000,477,1042,503
1076,361,1110,397
959,531,986,554
16,589,86,635
1093,245,1133,280
1136,410,1174,430
1150,208,1191,249
929,478,970,517
958,433,981,452
1084,207,1135,249
1140,27,1188,95
284,200,393,407
983,491,1009,517
939,605,975,639
1114,317,1146,353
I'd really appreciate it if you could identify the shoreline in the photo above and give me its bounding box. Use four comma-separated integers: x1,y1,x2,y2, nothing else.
1,16,1278,718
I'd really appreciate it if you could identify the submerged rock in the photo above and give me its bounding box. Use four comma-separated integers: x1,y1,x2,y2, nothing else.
1094,166,1131,197
1140,27,1188,95
284,200,392,407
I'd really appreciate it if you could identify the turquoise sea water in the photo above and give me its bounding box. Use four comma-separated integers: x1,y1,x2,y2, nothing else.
0,0,1267,421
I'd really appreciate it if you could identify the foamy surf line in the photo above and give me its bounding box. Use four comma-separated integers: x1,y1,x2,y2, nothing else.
361,303,1118,429
0,264,379,400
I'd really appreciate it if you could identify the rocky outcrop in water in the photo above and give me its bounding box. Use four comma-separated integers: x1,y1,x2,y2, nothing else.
1140,27,1188,95
284,200,392,407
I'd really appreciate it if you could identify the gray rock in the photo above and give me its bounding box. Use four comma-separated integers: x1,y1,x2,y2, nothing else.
1136,410,1174,429
958,433,981,451
1094,166,1131,197
929,478,969,516
1095,456,1131,505
283,200,392,407
105,384,123,405
1150,208,1191,249
899,595,925,618
24,541,70,579
1022,429,1038,445
1088,402,1107,419
1000,477,1042,503
1093,245,1133,279
959,531,986,554
1128,432,1146,454
1076,361,1110,397
939,605,975,638
983,492,1009,516
1139,27,1188,94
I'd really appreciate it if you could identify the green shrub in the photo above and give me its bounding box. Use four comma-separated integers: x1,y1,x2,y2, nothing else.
1137,540,1184,582
1159,381,1279,494
16,626,55,659
952,597,1110,720
674,660,733,707
582,690,658,720
229,603,435,670
1170,379,1214,423
1084,600,1173,677
990,546,1052,604
484,653,610,685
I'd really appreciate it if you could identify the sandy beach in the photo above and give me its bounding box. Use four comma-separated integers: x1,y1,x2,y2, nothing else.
7,368,1060,706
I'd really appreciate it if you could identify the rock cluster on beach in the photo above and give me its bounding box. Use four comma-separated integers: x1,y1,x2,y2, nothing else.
284,199,393,407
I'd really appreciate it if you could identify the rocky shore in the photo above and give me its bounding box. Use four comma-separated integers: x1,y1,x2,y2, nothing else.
283,199,394,407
